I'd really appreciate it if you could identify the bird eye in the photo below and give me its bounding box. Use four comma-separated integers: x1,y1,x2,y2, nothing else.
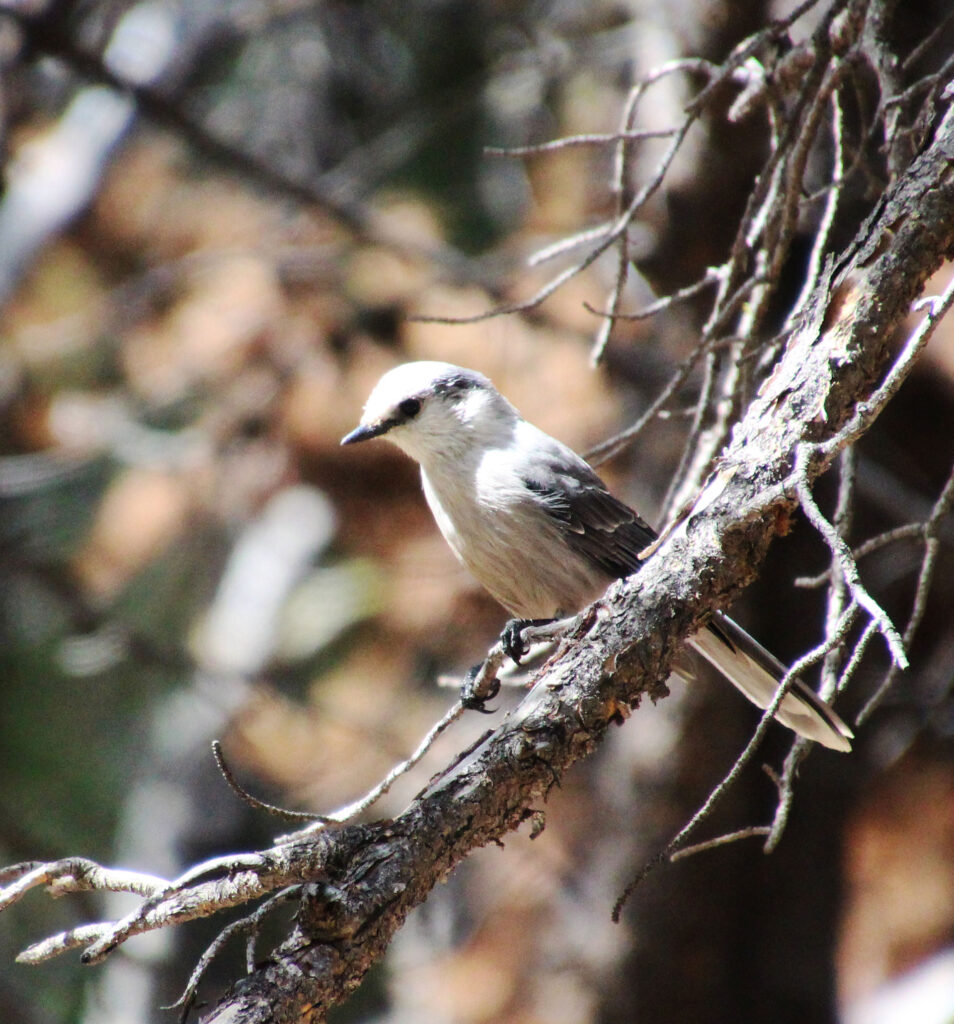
399,398,422,419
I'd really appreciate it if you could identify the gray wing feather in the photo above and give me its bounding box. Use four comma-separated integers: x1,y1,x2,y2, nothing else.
522,456,657,580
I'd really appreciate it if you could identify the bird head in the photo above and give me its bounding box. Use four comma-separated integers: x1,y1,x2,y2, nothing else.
341,361,516,464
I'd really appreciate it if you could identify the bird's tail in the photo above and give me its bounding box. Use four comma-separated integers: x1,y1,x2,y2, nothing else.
687,612,853,752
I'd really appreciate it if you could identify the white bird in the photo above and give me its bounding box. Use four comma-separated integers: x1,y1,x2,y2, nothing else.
342,360,853,752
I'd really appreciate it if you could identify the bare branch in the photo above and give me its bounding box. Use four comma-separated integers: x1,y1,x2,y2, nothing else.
212,741,325,823
794,522,925,589
483,127,681,157
857,459,954,723
0,859,168,914
764,613,874,854
670,826,773,861
792,443,909,668
279,698,467,839
613,600,858,919
821,447,856,693
526,222,614,269
812,274,954,464
171,886,304,1022
788,85,847,328
583,268,720,323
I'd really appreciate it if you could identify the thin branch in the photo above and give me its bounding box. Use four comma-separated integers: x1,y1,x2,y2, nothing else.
821,447,856,693
213,742,326,823
0,859,167,914
18,925,118,966
793,443,909,668
788,84,847,328
669,826,772,861
171,886,303,1023
763,611,874,853
484,127,681,156
583,331,716,467
589,82,647,366
583,267,719,322
527,222,613,268
590,234,630,366
766,602,876,857
856,458,954,723
794,522,925,588
278,698,467,840
612,617,849,921
414,116,697,326
900,8,954,72
414,55,733,327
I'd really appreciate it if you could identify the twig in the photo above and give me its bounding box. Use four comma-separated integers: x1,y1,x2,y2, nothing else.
612,633,836,921
670,826,772,861
787,84,846,328
171,886,303,1023
856,458,954,723
900,8,954,72
613,593,861,919
793,443,908,669
0,858,167,914
6,698,470,968
212,741,327,823
821,447,856,693
414,115,697,326
527,222,613,268
583,331,715,467
15,854,296,964
583,267,719,322
794,522,925,588
484,127,681,156
590,233,630,366
277,698,467,841
414,56,729,327
588,83,648,366
755,599,860,855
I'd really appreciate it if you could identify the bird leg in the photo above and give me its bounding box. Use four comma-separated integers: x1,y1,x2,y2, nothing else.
460,661,500,713
461,616,575,713
495,614,556,663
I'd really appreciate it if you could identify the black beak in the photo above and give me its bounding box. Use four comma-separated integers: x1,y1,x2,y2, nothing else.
340,420,393,445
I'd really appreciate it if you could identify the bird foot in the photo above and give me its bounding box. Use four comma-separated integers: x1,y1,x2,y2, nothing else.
460,662,500,713
501,618,556,664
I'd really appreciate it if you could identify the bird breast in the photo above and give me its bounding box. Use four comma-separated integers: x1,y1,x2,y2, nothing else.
420,454,608,619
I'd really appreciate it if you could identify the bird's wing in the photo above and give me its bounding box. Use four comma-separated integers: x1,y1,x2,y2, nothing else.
515,435,852,751
520,446,657,581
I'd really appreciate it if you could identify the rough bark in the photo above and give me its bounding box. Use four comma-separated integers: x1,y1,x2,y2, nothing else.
202,107,954,1023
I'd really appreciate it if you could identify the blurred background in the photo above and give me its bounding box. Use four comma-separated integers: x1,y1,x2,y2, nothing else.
2,1,954,1022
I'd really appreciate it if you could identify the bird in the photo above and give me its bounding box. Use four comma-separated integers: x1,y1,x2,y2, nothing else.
341,360,853,751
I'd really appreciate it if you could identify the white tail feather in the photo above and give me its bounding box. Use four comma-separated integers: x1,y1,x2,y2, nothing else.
687,614,853,752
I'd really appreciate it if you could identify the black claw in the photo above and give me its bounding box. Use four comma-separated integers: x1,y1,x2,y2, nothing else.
460,662,500,713
500,617,555,664
462,697,498,714
501,620,528,664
